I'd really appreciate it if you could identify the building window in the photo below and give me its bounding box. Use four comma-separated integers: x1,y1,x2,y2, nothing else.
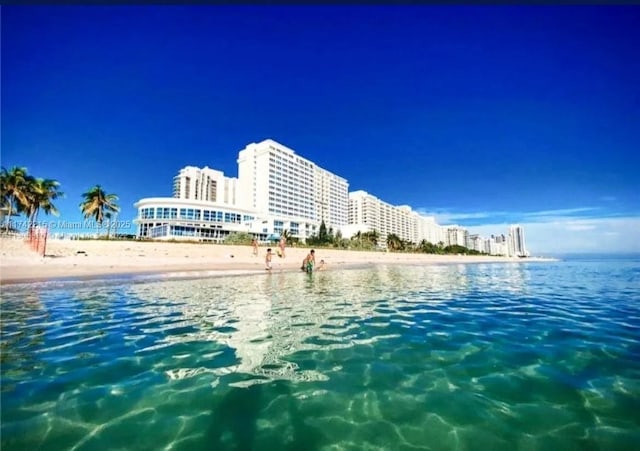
223,213,241,223
171,225,196,237
180,208,197,220
141,208,155,219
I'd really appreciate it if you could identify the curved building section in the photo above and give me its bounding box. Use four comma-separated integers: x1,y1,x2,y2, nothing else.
134,197,257,241
134,197,317,242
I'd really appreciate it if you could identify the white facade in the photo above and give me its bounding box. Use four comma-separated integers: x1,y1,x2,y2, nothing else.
173,166,237,206
237,139,348,230
467,234,484,252
134,197,257,242
446,226,468,247
134,197,318,242
508,224,529,257
479,234,510,256
133,137,532,255
489,239,508,256
415,214,445,246
483,238,492,254
315,166,349,227
346,190,444,247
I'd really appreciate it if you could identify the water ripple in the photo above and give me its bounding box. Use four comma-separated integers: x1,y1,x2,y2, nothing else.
2,260,639,450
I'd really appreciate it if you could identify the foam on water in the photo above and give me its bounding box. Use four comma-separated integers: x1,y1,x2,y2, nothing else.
1,258,639,450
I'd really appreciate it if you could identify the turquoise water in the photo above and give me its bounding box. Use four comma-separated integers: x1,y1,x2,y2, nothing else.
2,257,639,450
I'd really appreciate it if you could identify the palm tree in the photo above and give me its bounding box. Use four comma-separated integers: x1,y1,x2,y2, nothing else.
386,233,402,251
23,178,64,227
0,166,30,232
418,239,438,254
104,211,119,239
364,230,379,247
403,239,415,252
80,185,120,237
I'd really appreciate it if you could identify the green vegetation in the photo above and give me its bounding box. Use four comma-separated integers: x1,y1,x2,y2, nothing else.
1,168,124,239
224,232,253,245
281,229,299,245
1,166,64,232
79,185,120,238
304,220,487,256
386,234,486,255
347,230,379,250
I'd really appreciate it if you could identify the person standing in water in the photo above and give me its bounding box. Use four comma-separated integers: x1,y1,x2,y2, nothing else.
265,248,273,271
301,249,315,273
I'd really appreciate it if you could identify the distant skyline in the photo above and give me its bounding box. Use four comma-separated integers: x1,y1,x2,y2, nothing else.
3,6,639,254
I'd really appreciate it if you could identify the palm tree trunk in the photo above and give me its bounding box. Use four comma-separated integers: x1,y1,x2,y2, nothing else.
105,212,115,240
27,210,36,242
112,213,118,239
5,195,15,232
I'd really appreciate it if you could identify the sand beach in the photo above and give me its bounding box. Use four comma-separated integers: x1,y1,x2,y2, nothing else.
0,237,553,284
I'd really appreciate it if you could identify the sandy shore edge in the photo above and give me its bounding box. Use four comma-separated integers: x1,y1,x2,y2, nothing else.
1,238,556,285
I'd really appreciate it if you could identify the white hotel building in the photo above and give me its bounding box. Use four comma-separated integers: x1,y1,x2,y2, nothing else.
345,190,445,247
446,226,469,247
133,138,528,256
237,139,349,229
134,139,348,242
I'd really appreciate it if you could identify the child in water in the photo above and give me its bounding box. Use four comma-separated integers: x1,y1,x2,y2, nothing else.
265,248,273,271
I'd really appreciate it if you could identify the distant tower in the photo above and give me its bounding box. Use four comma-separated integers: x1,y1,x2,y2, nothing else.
173,166,237,205
508,224,529,257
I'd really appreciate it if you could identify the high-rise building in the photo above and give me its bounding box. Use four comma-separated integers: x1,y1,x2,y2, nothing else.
508,224,528,257
315,166,349,227
173,166,237,206
135,138,527,253
415,213,445,246
467,234,484,252
446,226,468,247
346,190,444,246
237,139,348,228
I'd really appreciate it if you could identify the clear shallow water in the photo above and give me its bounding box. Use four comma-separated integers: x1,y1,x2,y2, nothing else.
2,258,639,450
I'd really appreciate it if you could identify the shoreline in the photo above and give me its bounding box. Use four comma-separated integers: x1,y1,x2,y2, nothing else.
0,238,556,285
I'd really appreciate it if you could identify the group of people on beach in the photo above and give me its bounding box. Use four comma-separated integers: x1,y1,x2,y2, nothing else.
264,248,324,272
252,236,286,258
258,236,325,273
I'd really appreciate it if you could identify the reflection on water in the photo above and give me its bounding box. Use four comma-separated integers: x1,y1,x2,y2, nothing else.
1,261,639,450
124,264,531,385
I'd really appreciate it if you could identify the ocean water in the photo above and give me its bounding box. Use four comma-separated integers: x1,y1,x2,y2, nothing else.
1,256,639,450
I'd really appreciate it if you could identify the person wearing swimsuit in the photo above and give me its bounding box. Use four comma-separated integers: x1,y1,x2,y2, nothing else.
301,249,315,273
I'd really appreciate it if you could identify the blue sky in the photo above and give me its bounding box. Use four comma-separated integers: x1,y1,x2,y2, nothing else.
3,6,639,254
